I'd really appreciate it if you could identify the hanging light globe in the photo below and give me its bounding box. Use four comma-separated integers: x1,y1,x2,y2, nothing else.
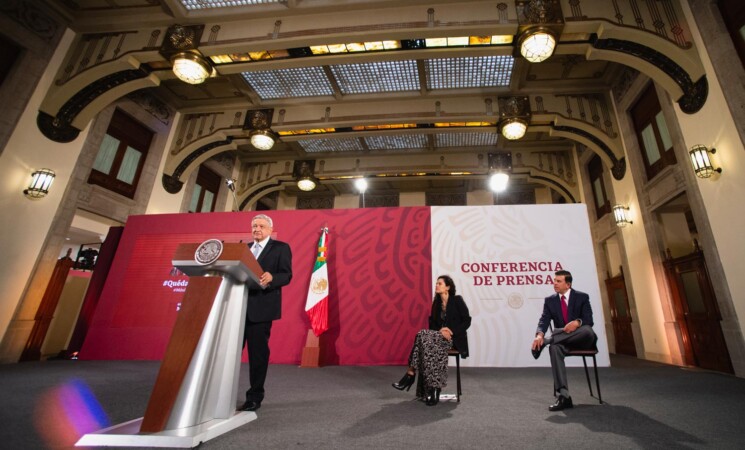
171,52,212,84
249,129,277,150
519,28,557,63
500,118,528,140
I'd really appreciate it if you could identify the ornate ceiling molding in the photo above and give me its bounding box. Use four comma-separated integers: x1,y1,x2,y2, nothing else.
37,68,154,142
592,37,707,114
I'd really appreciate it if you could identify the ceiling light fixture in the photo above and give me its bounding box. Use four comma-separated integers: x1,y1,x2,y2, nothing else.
171,52,212,84
497,96,531,141
225,178,239,211
500,118,528,140
354,178,368,193
249,129,277,151
159,25,211,85
297,176,317,191
294,160,318,191
518,27,557,63
355,178,368,208
489,172,509,192
243,109,278,150
487,152,512,193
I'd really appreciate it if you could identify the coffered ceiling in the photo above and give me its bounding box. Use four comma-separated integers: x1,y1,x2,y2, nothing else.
39,0,706,206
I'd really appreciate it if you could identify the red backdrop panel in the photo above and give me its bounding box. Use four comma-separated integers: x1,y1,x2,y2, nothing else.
80,208,432,365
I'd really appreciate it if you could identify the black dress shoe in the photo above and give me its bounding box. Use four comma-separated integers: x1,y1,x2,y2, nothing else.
531,342,546,359
530,345,545,359
392,372,415,391
425,388,441,406
239,400,261,411
548,395,573,411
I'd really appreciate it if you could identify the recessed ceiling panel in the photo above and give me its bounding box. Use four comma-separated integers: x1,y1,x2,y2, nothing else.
241,67,334,99
364,134,429,150
180,0,284,10
299,138,365,153
435,132,498,148
425,56,513,89
330,61,420,94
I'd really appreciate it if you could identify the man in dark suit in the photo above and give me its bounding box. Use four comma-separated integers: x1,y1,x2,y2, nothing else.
239,214,292,412
531,270,596,411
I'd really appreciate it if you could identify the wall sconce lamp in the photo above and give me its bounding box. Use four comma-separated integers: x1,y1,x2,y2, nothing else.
689,145,722,178
159,24,213,85
243,109,277,150
613,204,633,228
518,27,557,63
497,97,531,140
294,160,318,191
24,168,55,199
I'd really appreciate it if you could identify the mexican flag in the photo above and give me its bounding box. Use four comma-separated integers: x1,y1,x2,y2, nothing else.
304,228,329,336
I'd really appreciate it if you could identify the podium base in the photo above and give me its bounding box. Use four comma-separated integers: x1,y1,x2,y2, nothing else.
75,411,257,448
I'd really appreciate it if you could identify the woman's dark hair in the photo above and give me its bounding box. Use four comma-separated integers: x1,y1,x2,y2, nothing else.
437,275,456,297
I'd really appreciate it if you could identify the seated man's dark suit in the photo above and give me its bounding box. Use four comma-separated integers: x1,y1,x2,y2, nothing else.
245,238,292,405
536,289,597,396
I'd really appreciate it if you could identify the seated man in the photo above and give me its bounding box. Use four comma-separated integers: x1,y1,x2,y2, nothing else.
531,270,597,411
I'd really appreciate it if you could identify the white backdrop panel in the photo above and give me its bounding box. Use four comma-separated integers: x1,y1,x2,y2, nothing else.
431,204,610,367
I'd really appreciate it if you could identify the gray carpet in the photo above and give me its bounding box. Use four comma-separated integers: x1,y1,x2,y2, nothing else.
1,355,743,449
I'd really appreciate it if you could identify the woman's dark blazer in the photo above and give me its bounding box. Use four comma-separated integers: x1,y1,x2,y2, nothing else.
428,295,472,358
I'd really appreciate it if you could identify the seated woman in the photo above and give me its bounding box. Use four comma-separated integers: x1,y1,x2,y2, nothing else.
392,275,471,406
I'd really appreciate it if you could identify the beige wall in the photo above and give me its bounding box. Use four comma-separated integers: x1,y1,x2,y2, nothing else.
335,194,360,209
0,30,89,359
609,96,674,364
679,1,745,374
466,189,493,206
400,192,425,206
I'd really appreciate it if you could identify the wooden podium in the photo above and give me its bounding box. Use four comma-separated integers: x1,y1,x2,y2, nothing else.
77,241,261,448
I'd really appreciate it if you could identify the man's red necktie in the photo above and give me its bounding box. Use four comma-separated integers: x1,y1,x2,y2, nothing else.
561,294,569,324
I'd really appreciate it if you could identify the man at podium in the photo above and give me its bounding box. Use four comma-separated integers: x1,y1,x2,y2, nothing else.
239,214,293,412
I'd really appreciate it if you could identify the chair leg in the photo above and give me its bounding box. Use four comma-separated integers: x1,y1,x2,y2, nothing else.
582,356,594,398
455,354,461,402
592,355,602,404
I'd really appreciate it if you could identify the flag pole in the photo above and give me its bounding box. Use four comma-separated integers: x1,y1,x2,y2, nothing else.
300,227,330,368
300,330,321,368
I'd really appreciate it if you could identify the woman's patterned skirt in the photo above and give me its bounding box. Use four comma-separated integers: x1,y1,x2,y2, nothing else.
407,329,453,398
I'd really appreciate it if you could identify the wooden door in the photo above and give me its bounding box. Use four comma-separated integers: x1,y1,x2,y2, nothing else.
605,274,637,356
20,256,74,361
664,250,733,373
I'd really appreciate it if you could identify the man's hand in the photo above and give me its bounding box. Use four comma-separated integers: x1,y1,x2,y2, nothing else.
259,271,273,287
532,334,544,351
441,327,453,341
564,320,580,333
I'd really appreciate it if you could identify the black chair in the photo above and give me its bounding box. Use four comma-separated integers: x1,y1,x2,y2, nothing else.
448,348,462,402
414,347,463,402
566,346,602,404
548,324,602,404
